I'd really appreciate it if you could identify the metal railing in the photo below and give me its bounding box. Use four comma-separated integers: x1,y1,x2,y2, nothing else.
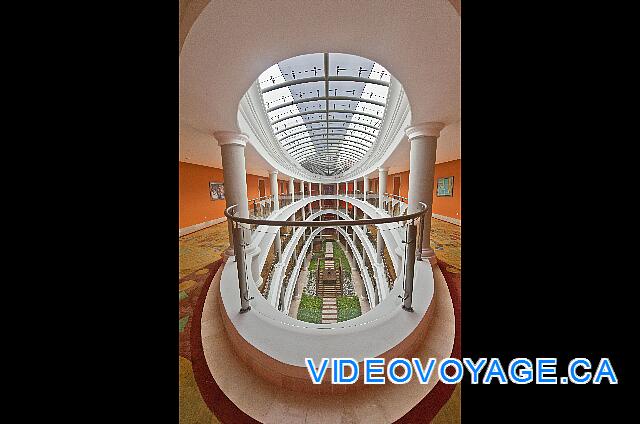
248,193,314,220
278,194,292,208
224,200,428,314
248,195,275,219
386,193,408,204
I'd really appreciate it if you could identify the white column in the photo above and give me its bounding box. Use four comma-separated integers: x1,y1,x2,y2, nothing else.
289,179,295,223
363,176,369,200
270,170,279,211
345,182,349,213
301,207,306,240
319,183,323,209
214,131,250,260
378,167,388,211
308,181,313,214
406,122,445,264
374,173,385,263
269,170,282,260
289,178,295,203
301,180,305,199
352,179,357,197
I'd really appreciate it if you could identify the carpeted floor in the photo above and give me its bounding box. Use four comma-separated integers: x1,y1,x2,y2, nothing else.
430,218,461,273
179,224,229,279
179,218,461,424
179,223,228,424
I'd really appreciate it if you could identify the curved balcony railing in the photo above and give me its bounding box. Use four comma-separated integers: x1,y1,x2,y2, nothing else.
248,193,311,220
248,195,274,219
380,193,408,217
224,200,428,315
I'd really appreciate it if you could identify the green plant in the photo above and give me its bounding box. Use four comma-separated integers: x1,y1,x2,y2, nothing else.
336,295,361,322
309,257,318,271
297,294,323,324
332,242,351,275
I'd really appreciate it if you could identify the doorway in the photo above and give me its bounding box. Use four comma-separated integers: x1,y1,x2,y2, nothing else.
393,176,401,196
258,179,265,198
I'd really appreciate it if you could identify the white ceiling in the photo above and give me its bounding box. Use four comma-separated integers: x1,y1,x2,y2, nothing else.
179,119,273,177
179,0,460,179
371,119,461,177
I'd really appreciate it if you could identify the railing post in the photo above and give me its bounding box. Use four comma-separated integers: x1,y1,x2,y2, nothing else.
402,222,418,312
233,224,251,313
416,214,425,261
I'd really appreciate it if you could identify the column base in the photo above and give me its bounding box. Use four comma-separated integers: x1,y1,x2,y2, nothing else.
420,248,438,265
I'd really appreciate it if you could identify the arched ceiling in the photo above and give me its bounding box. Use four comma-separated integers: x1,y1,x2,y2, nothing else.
256,53,392,176
179,0,460,180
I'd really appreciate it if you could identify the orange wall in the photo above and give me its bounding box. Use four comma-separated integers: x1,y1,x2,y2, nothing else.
382,159,461,220
432,159,461,220
387,171,410,198
179,161,271,229
180,159,461,229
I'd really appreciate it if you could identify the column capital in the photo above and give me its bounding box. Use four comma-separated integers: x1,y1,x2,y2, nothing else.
269,169,279,176
378,167,389,173
405,122,446,140
214,131,249,147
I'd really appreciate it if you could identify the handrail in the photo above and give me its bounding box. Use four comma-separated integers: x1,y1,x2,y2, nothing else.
225,200,428,227
249,195,273,203
226,195,428,313
384,192,408,203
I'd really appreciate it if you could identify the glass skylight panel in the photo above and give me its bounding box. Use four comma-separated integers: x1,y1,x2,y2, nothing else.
257,53,391,176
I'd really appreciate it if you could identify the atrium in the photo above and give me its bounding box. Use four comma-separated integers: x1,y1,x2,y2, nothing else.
179,1,460,422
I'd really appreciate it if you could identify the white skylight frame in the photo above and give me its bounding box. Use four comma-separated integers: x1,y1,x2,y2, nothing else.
257,53,391,176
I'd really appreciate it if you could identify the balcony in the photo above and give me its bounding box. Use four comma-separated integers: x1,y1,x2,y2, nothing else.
212,196,434,395
226,192,427,312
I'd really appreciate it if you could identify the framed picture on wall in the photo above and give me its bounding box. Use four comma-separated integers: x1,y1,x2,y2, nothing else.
436,176,454,197
209,182,225,200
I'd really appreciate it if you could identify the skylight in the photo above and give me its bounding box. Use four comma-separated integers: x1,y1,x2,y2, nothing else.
258,53,391,176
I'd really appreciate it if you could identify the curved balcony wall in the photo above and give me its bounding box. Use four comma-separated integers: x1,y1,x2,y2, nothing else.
246,194,408,311
219,197,431,393
272,212,380,314
267,207,383,309
217,242,434,394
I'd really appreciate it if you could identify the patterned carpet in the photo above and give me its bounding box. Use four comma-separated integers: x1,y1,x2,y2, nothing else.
179,224,229,279
430,218,461,273
179,218,461,424
179,223,228,424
